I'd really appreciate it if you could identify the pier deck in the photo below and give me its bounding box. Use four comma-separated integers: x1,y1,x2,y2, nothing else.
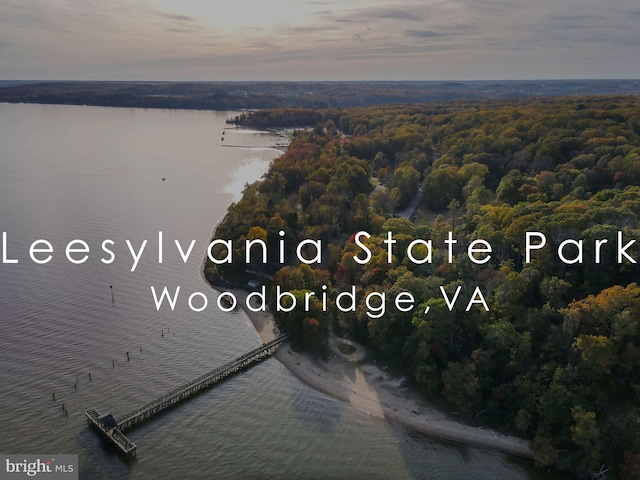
85,335,287,456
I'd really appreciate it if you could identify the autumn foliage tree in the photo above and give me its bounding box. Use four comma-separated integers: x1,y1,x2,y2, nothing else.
207,96,640,478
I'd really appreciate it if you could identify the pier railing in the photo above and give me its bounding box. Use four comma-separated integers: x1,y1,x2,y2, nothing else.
85,335,288,456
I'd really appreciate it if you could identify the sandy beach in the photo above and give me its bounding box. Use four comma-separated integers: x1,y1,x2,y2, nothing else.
230,288,534,459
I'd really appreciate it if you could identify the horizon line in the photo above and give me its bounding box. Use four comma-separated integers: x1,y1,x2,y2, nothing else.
2,78,640,84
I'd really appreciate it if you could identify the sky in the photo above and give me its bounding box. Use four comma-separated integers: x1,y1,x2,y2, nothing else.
0,0,638,81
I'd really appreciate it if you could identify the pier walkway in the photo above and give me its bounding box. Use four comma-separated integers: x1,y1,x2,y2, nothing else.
85,335,288,456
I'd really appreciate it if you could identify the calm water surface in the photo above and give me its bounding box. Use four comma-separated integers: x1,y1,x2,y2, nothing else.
0,103,565,479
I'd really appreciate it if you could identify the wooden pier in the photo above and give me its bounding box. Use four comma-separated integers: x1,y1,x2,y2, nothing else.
85,335,288,456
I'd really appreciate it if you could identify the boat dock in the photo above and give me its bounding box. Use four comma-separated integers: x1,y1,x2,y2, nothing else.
85,335,288,456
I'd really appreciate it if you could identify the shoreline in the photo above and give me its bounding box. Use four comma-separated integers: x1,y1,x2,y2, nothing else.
227,288,534,460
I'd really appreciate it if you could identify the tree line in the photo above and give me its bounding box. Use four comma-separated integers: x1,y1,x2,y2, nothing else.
3,80,640,110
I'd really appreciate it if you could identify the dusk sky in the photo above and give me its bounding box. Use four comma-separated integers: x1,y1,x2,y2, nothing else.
1,0,638,81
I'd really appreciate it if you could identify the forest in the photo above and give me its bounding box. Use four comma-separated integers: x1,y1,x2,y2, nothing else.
1,80,639,110
205,95,640,479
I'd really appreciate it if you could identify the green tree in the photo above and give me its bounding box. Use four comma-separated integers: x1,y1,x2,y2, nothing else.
442,361,480,412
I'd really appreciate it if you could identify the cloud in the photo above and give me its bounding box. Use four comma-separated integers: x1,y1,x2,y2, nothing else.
359,6,426,21
156,12,198,23
0,0,221,75
0,0,638,80
405,30,450,39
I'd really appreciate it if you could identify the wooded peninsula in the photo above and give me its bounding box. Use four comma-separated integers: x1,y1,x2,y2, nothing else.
205,95,640,479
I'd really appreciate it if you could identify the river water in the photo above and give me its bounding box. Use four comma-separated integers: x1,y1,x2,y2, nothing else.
0,103,564,479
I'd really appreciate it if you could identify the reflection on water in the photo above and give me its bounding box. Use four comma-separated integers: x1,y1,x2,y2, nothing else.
0,103,565,479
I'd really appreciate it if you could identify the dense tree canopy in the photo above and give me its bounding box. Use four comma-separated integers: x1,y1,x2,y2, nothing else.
206,96,640,479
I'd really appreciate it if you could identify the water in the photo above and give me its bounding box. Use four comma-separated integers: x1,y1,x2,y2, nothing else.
0,103,563,479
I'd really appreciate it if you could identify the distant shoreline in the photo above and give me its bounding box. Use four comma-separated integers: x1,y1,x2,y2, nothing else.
2,80,640,113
